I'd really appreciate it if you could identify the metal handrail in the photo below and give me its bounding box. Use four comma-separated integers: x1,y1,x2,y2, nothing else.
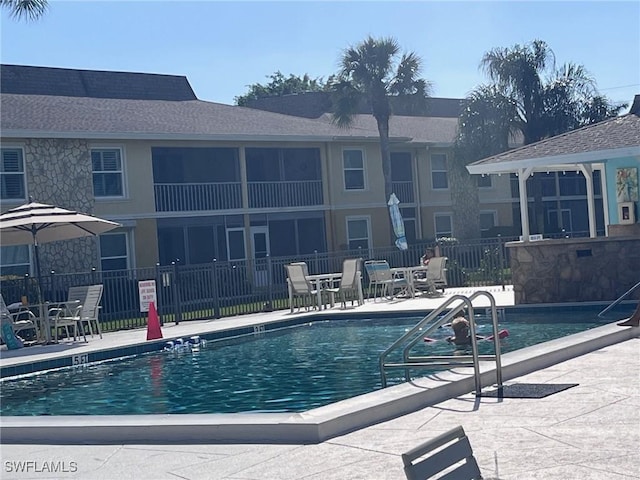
379,291,503,396
598,281,640,317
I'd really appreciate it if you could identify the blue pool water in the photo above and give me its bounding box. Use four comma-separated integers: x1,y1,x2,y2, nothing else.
0,306,632,416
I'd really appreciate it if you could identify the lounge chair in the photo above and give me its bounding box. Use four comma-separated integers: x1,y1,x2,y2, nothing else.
324,258,363,308
402,425,482,480
364,260,407,300
284,263,319,312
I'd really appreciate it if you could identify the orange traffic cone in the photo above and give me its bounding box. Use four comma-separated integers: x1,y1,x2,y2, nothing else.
146,301,163,341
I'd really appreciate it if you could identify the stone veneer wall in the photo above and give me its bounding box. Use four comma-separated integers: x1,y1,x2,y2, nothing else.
507,237,640,304
24,138,98,274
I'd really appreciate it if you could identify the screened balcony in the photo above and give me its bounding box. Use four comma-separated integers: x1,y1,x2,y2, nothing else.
152,147,242,212
246,147,324,208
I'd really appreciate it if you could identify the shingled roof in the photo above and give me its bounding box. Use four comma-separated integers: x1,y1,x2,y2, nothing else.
0,93,395,141
468,95,640,175
0,64,197,101
0,64,458,145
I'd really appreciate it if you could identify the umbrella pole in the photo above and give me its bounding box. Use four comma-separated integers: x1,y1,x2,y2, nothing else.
32,237,46,343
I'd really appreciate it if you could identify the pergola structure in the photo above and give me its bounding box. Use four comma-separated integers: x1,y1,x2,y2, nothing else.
467,95,640,240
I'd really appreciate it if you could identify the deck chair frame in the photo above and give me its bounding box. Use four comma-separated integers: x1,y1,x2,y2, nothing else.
402,425,482,480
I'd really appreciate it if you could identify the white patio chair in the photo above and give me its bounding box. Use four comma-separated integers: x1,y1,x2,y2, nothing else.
70,284,104,339
415,257,448,294
324,258,363,308
284,263,319,312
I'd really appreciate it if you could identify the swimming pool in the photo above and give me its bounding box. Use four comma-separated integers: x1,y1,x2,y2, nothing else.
0,306,631,416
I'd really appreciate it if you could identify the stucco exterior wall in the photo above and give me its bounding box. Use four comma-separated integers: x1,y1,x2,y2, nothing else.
507,237,640,304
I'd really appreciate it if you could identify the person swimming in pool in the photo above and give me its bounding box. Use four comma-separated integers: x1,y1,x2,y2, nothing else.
446,317,486,346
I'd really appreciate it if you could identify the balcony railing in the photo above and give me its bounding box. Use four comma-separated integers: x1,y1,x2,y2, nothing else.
391,181,415,203
154,182,242,212
248,180,323,208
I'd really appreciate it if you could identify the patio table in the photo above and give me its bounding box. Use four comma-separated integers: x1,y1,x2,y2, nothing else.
306,273,342,310
390,265,430,298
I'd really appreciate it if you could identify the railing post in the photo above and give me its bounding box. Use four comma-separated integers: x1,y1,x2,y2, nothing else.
91,267,98,286
171,261,181,325
211,259,221,319
264,254,273,312
155,262,164,326
497,235,505,290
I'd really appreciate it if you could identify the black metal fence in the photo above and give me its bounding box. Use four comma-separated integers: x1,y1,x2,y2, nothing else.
0,236,518,333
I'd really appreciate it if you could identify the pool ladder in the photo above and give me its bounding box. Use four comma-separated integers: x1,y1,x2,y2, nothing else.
379,291,504,396
598,280,640,317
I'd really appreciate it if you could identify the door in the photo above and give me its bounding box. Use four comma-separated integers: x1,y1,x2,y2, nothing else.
250,226,270,287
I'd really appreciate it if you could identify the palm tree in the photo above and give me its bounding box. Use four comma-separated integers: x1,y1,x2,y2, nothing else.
1,0,48,20
456,39,624,235
450,86,519,238
331,36,431,199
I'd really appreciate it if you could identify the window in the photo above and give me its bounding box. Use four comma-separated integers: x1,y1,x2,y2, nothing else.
92,148,124,197
0,245,30,276
343,149,365,190
400,207,417,245
226,228,246,261
100,233,129,271
346,217,370,250
430,154,448,189
480,211,496,232
434,214,452,238
477,174,492,188
1,148,26,201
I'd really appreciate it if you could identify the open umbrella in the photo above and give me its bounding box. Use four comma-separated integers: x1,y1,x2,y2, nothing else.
388,193,408,250
0,201,121,324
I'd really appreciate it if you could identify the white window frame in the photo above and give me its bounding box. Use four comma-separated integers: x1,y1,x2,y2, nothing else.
91,146,126,199
99,231,131,271
1,146,27,202
479,210,497,232
342,148,366,191
430,153,449,190
434,213,453,238
345,215,371,251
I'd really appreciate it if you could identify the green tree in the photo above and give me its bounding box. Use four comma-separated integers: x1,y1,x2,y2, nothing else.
234,71,326,106
330,36,431,199
454,39,624,236
1,0,48,20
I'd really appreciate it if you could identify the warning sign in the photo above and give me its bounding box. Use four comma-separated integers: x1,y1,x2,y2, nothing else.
138,280,157,313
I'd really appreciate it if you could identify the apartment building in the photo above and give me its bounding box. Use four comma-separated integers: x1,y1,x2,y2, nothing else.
0,64,517,277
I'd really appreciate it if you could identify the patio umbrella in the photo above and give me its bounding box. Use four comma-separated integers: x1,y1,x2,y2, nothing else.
0,201,121,309
387,193,408,250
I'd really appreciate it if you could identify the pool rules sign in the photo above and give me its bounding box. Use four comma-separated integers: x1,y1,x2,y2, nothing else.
138,280,157,313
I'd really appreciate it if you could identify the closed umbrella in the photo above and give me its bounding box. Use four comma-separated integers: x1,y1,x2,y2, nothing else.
388,193,408,250
0,201,121,337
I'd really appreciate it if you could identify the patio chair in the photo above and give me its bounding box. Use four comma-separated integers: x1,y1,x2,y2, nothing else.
0,294,38,349
402,425,482,480
415,256,448,294
70,284,104,339
48,286,90,343
284,263,319,313
324,258,363,308
364,260,407,300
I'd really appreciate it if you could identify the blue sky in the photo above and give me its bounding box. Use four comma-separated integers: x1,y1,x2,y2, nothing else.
2,1,639,108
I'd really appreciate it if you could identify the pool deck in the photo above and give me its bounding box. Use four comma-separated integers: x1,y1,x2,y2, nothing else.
1,285,639,479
